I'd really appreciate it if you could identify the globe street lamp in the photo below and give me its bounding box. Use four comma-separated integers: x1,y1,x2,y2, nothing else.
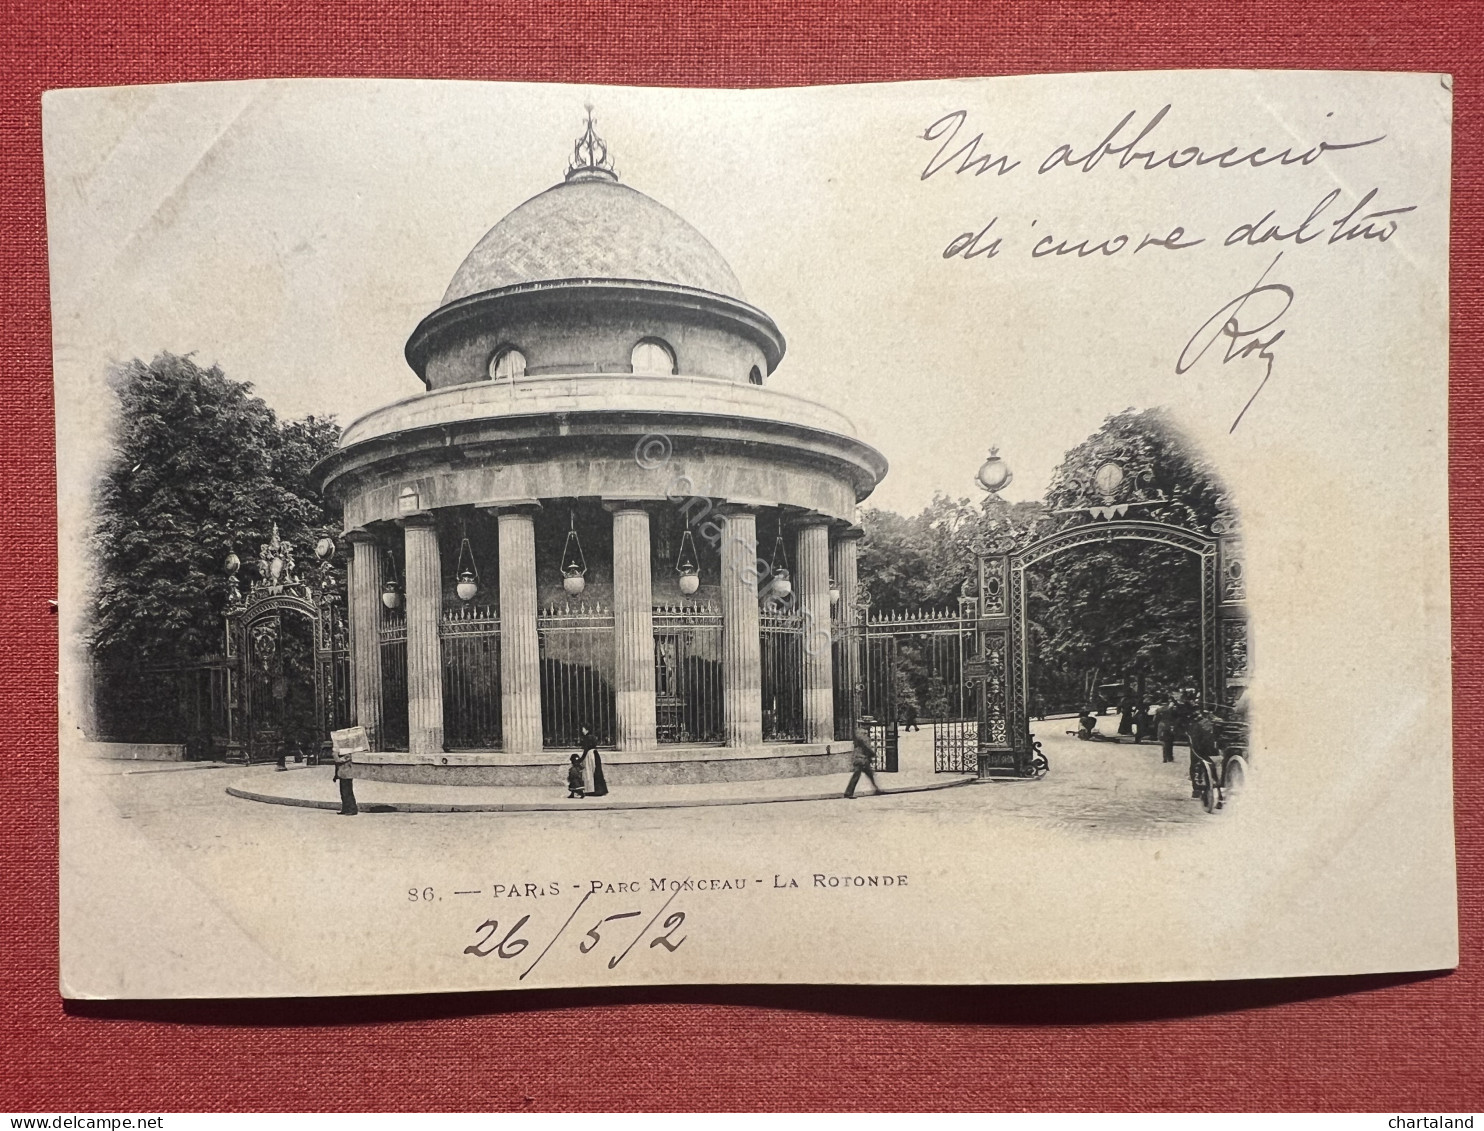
975,447,1013,495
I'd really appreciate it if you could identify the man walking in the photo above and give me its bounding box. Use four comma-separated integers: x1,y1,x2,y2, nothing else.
332,749,358,816
844,726,883,799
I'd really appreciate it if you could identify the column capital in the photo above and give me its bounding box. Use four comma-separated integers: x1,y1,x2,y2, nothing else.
833,522,866,542
602,498,658,515
477,499,543,517
397,511,439,529
713,501,760,519
787,510,834,530
343,527,380,545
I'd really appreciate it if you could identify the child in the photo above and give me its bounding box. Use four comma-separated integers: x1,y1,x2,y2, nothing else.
567,750,586,799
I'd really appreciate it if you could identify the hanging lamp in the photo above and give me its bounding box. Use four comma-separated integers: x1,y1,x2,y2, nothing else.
675,528,700,596
560,510,587,596
455,522,480,602
381,548,403,610
767,526,791,600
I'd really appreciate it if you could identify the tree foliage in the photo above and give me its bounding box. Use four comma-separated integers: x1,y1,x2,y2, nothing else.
857,492,1044,612
90,353,341,687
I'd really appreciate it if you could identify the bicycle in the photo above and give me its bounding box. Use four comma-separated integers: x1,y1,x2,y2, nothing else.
1190,744,1248,813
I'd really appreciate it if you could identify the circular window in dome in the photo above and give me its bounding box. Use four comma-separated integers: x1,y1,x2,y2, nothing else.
489,347,526,382
631,339,677,376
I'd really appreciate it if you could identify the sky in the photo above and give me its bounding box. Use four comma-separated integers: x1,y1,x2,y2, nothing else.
44,73,1449,519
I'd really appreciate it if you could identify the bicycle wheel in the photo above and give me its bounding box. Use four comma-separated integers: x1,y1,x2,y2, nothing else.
1223,755,1248,800
1202,774,1220,813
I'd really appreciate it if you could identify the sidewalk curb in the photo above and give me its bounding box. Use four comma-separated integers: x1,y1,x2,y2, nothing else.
225,775,978,814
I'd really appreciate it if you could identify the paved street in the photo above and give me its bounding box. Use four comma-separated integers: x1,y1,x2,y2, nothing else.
892,715,1209,837
84,715,1210,846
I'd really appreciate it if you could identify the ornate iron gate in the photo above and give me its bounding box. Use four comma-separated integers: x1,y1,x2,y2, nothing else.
222,524,349,763
965,517,1244,777
853,520,1247,778
861,631,899,772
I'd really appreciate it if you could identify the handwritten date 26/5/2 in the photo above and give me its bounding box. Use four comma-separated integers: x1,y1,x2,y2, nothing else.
461,886,688,981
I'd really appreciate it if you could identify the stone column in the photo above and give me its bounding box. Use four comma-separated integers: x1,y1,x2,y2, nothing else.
402,513,444,757
795,516,835,743
608,502,658,751
495,505,543,754
719,506,763,747
831,524,864,735
346,530,384,750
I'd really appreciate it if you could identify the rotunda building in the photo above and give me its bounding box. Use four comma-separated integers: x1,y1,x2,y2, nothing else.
315,117,888,785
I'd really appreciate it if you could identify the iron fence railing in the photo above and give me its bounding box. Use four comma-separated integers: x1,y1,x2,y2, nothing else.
441,603,501,750
760,608,804,742
538,601,615,749
379,614,409,751
864,607,975,722
653,601,724,745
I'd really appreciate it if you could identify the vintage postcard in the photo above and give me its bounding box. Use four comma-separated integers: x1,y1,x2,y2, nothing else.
47,72,1456,998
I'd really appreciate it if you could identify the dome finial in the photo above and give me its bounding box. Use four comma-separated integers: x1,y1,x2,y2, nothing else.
566,106,618,183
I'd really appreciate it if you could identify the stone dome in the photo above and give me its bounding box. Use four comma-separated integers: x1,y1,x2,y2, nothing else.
439,177,748,307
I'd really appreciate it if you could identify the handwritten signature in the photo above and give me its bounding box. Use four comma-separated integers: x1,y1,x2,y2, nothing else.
1177,252,1293,433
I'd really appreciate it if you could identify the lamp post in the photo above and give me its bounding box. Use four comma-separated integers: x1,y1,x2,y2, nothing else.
224,550,242,607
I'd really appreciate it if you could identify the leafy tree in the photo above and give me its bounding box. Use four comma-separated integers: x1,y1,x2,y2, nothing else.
1042,406,1227,532
857,491,1043,612
89,353,341,738
1028,408,1228,710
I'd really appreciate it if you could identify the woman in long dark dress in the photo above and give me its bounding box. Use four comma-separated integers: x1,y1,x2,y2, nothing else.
580,725,608,798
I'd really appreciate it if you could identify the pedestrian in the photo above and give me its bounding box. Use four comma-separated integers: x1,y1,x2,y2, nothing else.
903,703,920,732
566,750,586,799
1077,705,1098,740
1156,694,1179,763
332,749,358,816
1117,694,1135,736
579,724,608,798
1134,701,1153,745
843,728,883,798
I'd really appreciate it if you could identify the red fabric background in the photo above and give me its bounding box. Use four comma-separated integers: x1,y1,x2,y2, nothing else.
2,0,1480,1112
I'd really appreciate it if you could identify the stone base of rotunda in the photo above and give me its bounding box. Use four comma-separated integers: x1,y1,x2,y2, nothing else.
349,740,856,787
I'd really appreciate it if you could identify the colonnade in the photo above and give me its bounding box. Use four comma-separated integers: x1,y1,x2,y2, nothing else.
345,502,862,755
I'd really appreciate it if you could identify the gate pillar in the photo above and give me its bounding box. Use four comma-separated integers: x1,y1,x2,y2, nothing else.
831,524,863,738
1216,530,1250,705
973,551,1028,776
